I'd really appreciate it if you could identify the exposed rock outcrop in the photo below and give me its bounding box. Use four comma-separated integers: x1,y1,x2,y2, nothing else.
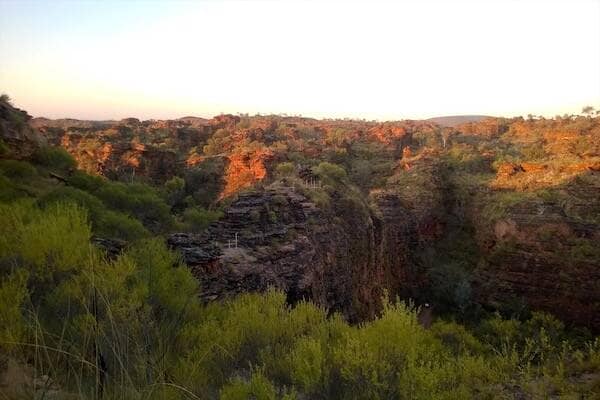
168,159,444,321
472,180,600,330
0,99,45,159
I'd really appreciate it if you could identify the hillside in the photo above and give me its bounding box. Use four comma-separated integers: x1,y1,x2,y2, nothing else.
1,97,599,398
426,115,491,127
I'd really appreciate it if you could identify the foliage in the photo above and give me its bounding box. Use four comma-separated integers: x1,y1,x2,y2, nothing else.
0,138,10,155
95,181,173,230
0,201,598,399
0,202,201,398
67,170,106,192
0,159,37,179
220,372,278,400
183,207,223,231
1,109,600,398
204,128,231,156
38,186,149,241
33,145,77,171
275,161,295,177
184,158,224,207
313,162,347,184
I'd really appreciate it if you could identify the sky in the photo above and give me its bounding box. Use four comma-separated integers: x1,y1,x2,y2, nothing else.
1,0,599,121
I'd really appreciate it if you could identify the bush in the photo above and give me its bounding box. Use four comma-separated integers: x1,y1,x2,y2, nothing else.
38,187,149,240
0,174,25,202
165,175,185,193
95,181,173,230
312,162,347,185
0,159,37,179
521,142,547,160
0,138,9,156
66,170,105,192
183,207,223,231
96,209,149,241
184,158,225,207
1,182,599,399
0,270,29,348
276,162,295,177
33,146,77,171
0,202,203,396
220,372,278,400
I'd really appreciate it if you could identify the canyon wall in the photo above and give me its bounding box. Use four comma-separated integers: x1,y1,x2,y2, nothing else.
22,110,600,330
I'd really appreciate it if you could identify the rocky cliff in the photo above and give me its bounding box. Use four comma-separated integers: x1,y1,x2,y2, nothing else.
167,163,444,321
471,176,600,330
26,110,600,329
0,98,45,159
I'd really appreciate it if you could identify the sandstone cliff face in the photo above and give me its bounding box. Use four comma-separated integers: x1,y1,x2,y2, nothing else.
0,100,45,159
472,185,600,330
28,110,600,330
166,156,446,321
167,184,378,320
39,120,211,181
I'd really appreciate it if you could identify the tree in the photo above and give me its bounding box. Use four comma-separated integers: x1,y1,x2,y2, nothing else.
0,93,11,104
275,162,295,177
582,105,595,116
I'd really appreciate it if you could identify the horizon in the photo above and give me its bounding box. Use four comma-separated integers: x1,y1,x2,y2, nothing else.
1,0,599,121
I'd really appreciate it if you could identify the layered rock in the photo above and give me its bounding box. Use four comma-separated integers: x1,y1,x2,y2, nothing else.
167,158,444,321
0,99,45,159
39,121,210,181
472,180,600,330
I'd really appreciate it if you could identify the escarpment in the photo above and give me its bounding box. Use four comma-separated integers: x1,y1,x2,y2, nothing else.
38,118,212,181
0,99,45,159
167,165,445,321
471,178,600,330
24,110,600,329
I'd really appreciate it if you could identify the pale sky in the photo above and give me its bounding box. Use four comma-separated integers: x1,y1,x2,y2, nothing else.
1,0,599,120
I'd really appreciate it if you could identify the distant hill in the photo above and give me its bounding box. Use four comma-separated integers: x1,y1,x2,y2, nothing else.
426,115,491,127
30,117,115,129
178,116,211,126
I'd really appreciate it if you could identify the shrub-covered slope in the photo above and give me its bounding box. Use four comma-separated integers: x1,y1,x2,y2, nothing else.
1,96,599,398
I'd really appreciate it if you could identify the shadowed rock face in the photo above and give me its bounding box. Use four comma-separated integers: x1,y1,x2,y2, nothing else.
472,189,600,330
167,170,443,321
0,100,45,159
24,110,600,329
167,185,365,318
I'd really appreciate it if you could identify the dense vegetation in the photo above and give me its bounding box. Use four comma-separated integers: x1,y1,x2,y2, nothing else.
1,96,599,398
1,202,599,399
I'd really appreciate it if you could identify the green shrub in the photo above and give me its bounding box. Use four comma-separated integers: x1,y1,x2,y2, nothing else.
95,181,173,229
0,201,91,276
312,162,347,185
0,174,25,202
97,210,149,241
39,186,105,217
183,207,223,231
38,187,149,240
165,175,184,192
276,162,295,177
0,202,204,396
1,179,599,399
0,138,10,156
66,170,105,192
0,269,29,348
33,145,77,171
220,372,278,400
184,158,225,207
430,321,485,356
288,337,326,394
0,159,37,179
428,262,472,314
